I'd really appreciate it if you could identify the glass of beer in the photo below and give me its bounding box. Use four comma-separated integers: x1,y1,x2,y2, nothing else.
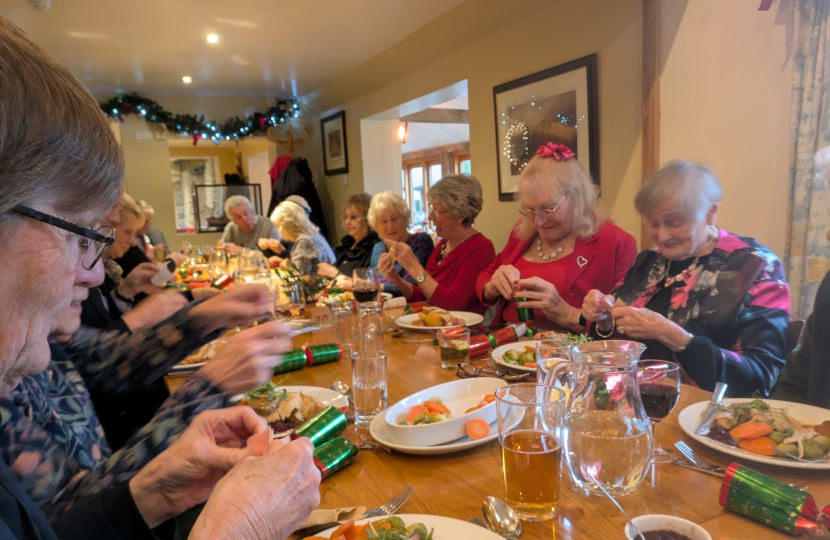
437,327,470,369
495,383,565,521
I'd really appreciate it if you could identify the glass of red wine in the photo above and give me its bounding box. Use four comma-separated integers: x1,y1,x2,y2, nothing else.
352,268,380,304
637,360,681,463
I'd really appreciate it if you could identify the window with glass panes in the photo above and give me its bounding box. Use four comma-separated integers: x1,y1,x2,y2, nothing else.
402,159,443,228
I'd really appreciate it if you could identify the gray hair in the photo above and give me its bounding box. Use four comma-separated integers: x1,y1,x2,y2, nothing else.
427,174,483,226
138,200,155,217
635,161,723,221
368,190,410,228
271,199,319,237
224,195,253,216
0,17,123,234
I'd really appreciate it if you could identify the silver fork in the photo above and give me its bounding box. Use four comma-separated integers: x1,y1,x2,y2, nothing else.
364,484,415,517
674,441,725,471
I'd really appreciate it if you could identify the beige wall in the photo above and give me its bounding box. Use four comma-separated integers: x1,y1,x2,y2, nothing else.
305,0,643,248
169,146,237,179
660,0,793,258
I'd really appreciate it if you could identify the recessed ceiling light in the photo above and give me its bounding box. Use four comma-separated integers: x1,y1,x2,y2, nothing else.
182,76,192,84
206,34,220,44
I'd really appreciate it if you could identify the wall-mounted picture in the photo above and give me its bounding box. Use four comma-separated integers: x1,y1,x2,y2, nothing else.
493,54,599,201
321,110,349,175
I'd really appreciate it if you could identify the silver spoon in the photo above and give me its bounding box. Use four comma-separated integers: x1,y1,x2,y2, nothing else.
481,496,522,539
330,380,354,402
588,474,645,540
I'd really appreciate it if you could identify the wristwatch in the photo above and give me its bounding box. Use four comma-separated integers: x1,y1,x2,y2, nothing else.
415,271,427,284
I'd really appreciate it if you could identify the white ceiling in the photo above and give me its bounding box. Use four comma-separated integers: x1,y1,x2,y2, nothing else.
1,0,466,97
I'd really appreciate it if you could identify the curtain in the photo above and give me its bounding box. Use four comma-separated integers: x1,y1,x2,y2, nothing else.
787,0,830,318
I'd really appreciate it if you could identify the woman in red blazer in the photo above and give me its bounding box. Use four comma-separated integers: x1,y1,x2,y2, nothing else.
476,143,637,331
380,174,495,314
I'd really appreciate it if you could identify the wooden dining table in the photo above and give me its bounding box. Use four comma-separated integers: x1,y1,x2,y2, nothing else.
167,305,830,539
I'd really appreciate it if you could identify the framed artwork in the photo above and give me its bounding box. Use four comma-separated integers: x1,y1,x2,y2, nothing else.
493,54,599,201
321,110,349,175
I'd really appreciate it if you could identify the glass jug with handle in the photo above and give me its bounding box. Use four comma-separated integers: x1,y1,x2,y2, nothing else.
546,340,653,497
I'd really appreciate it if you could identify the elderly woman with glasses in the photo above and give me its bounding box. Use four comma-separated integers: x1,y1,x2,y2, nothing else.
476,144,636,331
582,161,790,397
0,18,320,540
380,174,495,313
368,191,434,296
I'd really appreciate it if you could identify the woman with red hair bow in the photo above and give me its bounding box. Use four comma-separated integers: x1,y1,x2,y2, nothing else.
476,144,637,331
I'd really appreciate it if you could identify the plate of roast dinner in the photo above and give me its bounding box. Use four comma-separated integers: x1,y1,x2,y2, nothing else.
395,306,483,332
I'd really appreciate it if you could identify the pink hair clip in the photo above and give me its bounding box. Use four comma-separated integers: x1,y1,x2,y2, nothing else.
536,142,575,161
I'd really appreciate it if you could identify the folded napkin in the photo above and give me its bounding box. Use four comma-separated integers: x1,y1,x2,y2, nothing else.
291,506,367,538
383,297,406,310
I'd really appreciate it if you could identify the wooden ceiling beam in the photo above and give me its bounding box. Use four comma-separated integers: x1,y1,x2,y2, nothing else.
400,108,469,124
641,0,661,249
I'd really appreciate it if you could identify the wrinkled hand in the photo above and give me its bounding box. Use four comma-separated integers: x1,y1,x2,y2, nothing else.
268,256,283,269
485,264,521,301
189,284,272,334
611,306,670,341
377,253,396,281
582,289,615,323
384,239,420,275
316,262,340,279
197,320,293,395
258,238,285,254
122,291,190,332
514,277,570,323
117,262,161,299
188,437,321,540
224,243,243,256
129,407,269,529
334,275,352,291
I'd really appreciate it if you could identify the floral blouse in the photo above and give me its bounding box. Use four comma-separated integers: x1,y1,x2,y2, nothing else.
598,229,790,397
0,303,231,520
369,232,435,296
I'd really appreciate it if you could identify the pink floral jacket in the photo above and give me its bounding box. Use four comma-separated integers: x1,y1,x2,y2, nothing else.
611,229,790,397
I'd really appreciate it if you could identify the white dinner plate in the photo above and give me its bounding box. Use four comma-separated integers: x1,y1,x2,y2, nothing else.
491,342,538,373
394,311,484,332
316,514,501,539
369,410,498,455
232,386,349,413
678,399,830,470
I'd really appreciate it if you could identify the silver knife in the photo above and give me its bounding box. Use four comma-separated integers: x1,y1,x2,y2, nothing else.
695,382,728,435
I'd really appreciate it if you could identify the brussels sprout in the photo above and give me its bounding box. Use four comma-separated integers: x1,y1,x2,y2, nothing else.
778,443,798,456
804,439,825,461
429,414,448,423
413,412,428,425
814,435,830,454
383,516,406,531
769,431,786,445
429,397,443,404
405,523,429,538
504,350,518,361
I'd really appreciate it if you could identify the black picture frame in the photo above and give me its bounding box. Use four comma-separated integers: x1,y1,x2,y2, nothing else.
321,110,349,175
493,54,599,201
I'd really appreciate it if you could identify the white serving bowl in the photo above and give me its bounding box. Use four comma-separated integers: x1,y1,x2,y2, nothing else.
384,378,507,447
625,515,712,540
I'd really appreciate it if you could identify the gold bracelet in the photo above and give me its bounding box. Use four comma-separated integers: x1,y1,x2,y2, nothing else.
595,317,615,338
674,331,694,353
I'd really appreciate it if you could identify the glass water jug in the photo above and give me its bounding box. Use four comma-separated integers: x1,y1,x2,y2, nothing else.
548,340,653,497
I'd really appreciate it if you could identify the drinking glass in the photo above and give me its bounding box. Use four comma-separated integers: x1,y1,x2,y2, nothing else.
351,350,388,428
180,241,193,257
437,328,470,370
358,301,384,351
537,339,574,387
495,384,565,521
352,268,380,304
238,249,261,284
208,249,228,281
637,360,681,463
275,282,306,320
331,300,356,357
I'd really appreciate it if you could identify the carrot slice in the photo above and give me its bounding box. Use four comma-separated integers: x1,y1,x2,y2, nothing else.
465,406,478,414
466,418,490,440
423,401,451,414
427,410,438,419
482,395,496,404
407,405,428,424
329,522,354,539
524,345,536,351
738,437,778,456
730,422,774,440
353,524,370,539
524,362,537,369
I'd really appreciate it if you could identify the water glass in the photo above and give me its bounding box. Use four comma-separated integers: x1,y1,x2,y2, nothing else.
275,282,306,320
331,300,356,356
351,350,388,428
638,360,681,463
238,249,262,284
437,328,470,370
495,384,566,521
352,268,380,304
180,241,193,257
536,339,574,388
208,249,228,281
358,301,384,351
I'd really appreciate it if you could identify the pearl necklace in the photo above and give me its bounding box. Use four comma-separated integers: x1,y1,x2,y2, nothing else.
664,256,700,287
535,239,563,261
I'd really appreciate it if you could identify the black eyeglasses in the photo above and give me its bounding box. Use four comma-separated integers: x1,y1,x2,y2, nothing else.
12,205,115,270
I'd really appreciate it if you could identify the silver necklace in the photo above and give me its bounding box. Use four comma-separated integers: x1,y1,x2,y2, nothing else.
535,238,563,261
664,256,700,287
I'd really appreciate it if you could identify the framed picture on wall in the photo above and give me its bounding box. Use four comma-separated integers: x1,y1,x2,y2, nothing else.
321,110,349,175
493,54,599,201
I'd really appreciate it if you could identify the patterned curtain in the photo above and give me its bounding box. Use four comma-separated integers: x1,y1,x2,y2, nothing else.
787,0,830,318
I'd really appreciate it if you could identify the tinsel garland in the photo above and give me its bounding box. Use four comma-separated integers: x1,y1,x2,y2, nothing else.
99,92,299,145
